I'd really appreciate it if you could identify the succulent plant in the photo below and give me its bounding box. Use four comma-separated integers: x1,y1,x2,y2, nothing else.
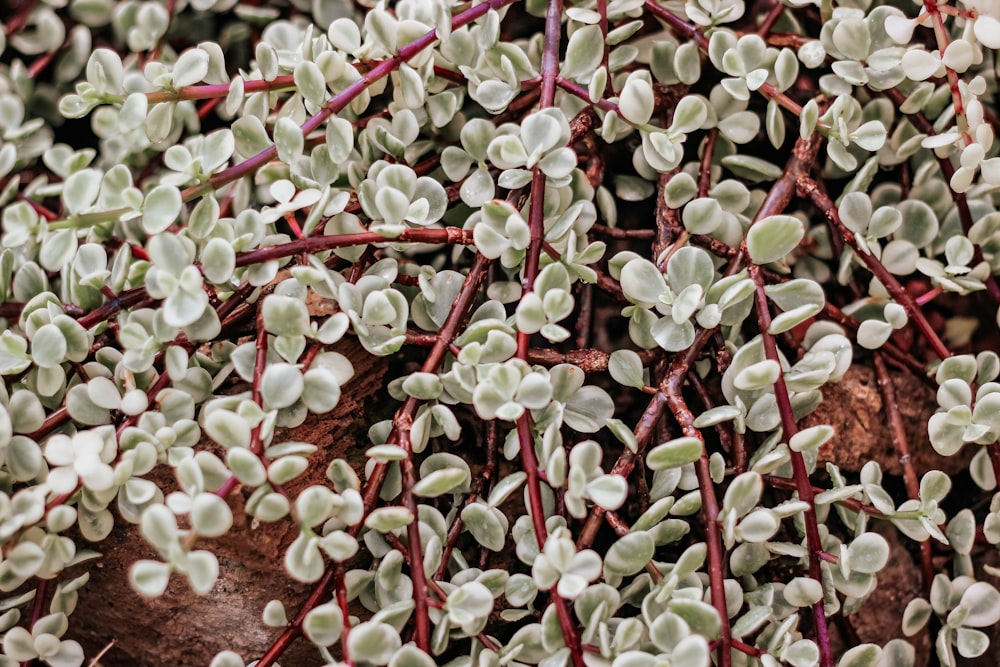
1,0,1000,666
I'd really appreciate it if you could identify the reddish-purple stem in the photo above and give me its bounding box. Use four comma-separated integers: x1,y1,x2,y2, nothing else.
18,578,48,667
748,262,833,667
234,227,474,268
873,352,934,594
254,568,336,667
798,178,951,361
182,0,519,203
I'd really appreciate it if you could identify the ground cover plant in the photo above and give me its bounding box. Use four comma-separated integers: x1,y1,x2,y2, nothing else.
1,0,1000,664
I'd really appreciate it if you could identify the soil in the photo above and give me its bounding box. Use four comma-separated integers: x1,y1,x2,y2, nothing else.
807,363,970,477
829,527,931,666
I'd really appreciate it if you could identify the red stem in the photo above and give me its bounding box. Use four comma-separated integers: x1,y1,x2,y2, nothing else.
254,568,336,667
507,1,585,663
181,0,519,203
334,563,352,664
234,227,474,268
757,1,785,36
748,262,833,667
882,87,1000,303
873,353,934,594
4,0,40,36
664,374,733,667
644,0,707,48
18,578,48,667
798,178,951,361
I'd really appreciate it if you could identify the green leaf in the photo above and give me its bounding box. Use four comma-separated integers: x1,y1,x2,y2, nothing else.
789,425,834,452
365,506,414,532
620,258,666,305
672,635,710,667
413,467,467,498
902,598,932,636
303,603,343,647
461,502,506,551
201,238,236,284
721,154,783,181
956,627,989,658
837,644,882,667
564,386,615,433
143,185,183,235
682,198,723,235
130,560,170,597
946,509,976,555
186,549,219,594
847,533,889,574
766,98,786,148
295,61,328,107
958,581,1000,627
723,471,762,518
488,472,526,508
190,493,233,537
210,652,245,667
604,531,654,576
296,485,336,527
40,229,78,271
250,492,290,522
268,455,308,485
263,600,287,627
731,605,773,638
784,639,820,667
260,363,304,410
227,447,267,486
63,168,102,215
388,645,435,667
784,577,823,607
609,349,645,388
205,409,251,449
587,475,628,510
668,597,720,638
347,622,401,665
832,18,871,61
647,437,702,470
619,72,654,125
263,295,310,337
0,332,32,374
232,115,272,157
285,532,325,582
563,25,604,81
173,48,209,87
734,359,781,391
746,215,804,264
671,95,708,134
31,324,67,368
274,117,304,164
738,508,780,542
401,372,442,400
446,581,494,634
141,504,178,552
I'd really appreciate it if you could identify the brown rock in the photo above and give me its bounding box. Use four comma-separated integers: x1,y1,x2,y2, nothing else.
835,528,931,666
806,364,969,477
73,341,387,667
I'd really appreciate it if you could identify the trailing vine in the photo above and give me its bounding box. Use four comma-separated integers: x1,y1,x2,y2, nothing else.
1,0,1000,665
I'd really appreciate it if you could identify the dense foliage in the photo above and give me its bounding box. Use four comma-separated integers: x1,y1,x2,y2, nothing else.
1,0,1000,665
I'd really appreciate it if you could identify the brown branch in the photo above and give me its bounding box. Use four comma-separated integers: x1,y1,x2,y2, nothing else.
234,227,475,268
873,352,934,594
882,87,1000,304
526,347,659,372
798,177,951,361
748,262,833,667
